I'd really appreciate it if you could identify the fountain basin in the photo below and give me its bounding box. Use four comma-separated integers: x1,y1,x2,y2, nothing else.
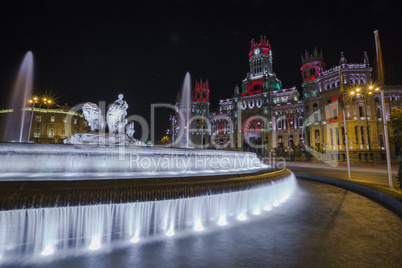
0,143,267,180
0,171,297,264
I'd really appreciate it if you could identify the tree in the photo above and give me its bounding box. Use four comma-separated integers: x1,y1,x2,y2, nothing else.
388,108,402,147
397,161,402,189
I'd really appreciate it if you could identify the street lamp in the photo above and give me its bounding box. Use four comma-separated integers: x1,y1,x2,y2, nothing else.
349,85,374,164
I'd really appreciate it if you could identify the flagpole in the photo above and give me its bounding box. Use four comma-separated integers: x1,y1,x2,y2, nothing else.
339,65,351,180
374,30,393,189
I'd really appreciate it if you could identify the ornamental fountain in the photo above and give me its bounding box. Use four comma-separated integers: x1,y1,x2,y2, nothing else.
0,53,297,265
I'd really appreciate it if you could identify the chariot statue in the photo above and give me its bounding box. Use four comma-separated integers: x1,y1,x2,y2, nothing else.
64,94,145,147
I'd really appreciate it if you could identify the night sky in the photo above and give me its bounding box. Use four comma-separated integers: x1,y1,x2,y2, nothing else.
1,0,401,140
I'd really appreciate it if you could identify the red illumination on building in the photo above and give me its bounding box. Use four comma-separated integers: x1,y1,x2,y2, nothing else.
303,76,317,83
249,35,271,57
194,78,210,103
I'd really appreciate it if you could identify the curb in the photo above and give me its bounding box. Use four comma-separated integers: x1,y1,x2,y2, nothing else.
295,172,402,218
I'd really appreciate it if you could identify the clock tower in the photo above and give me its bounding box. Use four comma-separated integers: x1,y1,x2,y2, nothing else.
249,35,273,76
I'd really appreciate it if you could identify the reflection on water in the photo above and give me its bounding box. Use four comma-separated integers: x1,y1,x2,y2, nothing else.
4,180,402,268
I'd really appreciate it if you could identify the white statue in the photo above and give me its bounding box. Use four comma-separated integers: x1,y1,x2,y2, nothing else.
82,102,105,131
126,122,135,138
107,94,128,133
64,93,146,147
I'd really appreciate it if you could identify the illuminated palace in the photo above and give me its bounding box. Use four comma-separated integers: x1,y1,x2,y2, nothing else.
0,103,90,143
175,36,402,162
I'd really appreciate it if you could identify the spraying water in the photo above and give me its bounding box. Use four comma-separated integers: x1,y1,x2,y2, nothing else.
177,72,191,148
2,51,34,142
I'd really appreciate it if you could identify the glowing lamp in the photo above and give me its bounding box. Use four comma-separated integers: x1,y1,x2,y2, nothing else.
218,215,227,226
253,208,261,215
41,245,54,256
166,225,175,236
89,235,101,250
194,221,204,232
264,205,272,211
237,213,247,221
130,236,140,243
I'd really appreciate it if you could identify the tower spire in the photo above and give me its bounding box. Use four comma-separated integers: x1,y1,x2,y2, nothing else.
339,52,347,65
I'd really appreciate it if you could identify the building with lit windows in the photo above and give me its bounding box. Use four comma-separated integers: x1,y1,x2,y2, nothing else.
0,103,90,143
174,36,402,162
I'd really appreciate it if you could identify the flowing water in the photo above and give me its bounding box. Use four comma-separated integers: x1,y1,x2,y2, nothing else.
4,179,400,267
0,174,297,264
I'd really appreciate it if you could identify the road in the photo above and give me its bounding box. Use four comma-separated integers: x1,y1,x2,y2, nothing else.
282,161,399,187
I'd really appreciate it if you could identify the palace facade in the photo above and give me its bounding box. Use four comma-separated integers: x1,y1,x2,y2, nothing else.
174,36,402,162
0,103,90,143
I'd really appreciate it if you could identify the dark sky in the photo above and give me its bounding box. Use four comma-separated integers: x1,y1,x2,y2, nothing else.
1,0,401,140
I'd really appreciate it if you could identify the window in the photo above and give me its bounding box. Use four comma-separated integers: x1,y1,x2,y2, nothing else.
51,115,55,122
61,129,66,137
361,126,365,144
330,129,333,145
299,118,303,127
376,108,381,118
63,116,67,123
341,127,346,145
73,118,77,124
315,130,320,145
36,116,42,122
355,126,359,144
49,128,54,137
336,127,339,145
359,106,364,117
